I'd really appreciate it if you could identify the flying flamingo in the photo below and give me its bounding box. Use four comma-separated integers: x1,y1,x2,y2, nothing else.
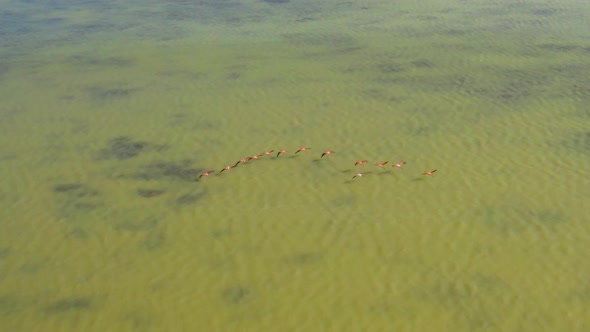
320,150,334,158
220,165,235,173
423,170,437,176
296,147,311,153
392,161,406,168
248,153,264,160
352,173,363,179
276,149,288,157
197,170,215,179
375,161,389,167
234,157,251,167
355,160,368,166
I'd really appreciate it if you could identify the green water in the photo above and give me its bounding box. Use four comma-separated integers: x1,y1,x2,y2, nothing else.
1,0,589,331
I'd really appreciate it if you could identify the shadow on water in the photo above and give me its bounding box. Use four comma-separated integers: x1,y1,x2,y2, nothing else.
64,22,125,41
142,230,166,251
411,59,435,68
412,272,516,330
491,69,551,104
0,11,32,47
67,55,134,67
121,310,153,330
112,216,167,250
560,131,590,153
65,227,90,240
282,252,322,266
0,294,26,316
20,259,47,275
566,285,590,305
0,3,127,51
478,205,566,235
282,32,357,48
21,0,111,10
86,86,142,102
166,0,242,9
537,43,582,53
44,297,93,314
98,138,210,202
175,189,208,205
330,194,356,207
130,160,202,182
221,286,250,305
0,63,9,84
99,136,168,160
114,217,159,232
53,183,99,198
100,136,149,160
0,248,10,260
136,188,166,198
52,182,102,221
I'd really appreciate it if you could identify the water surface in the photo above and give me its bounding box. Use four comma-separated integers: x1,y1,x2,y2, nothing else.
1,0,589,331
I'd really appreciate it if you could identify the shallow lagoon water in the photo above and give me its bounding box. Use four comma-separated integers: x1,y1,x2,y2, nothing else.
0,0,589,331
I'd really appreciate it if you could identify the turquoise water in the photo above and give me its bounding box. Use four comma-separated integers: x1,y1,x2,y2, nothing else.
1,0,589,331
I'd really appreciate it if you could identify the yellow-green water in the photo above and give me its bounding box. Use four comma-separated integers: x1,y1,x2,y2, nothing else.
1,0,589,331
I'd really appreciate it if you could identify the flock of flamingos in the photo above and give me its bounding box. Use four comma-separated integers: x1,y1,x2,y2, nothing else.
196,147,437,180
